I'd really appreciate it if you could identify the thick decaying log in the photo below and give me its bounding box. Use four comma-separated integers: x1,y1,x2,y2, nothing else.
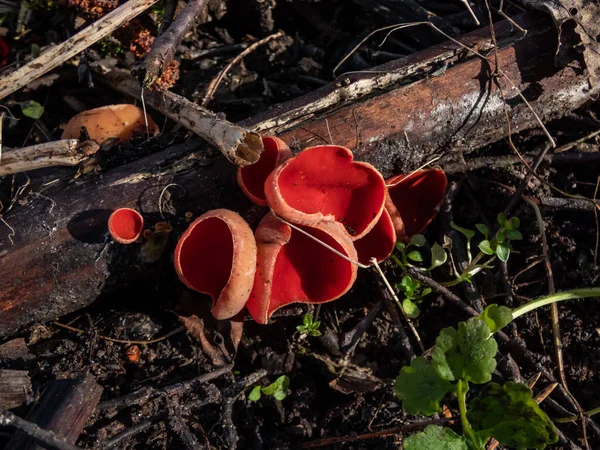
0,13,597,338
7,373,102,449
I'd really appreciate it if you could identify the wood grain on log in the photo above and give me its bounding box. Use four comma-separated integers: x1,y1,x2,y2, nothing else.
0,370,32,409
7,373,102,449
0,13,597,338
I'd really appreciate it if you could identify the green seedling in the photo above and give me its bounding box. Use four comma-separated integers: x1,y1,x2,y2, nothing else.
396,275,432,318
19,100,44,120
296,313,322,338
395,287,600,449
248,375,290,402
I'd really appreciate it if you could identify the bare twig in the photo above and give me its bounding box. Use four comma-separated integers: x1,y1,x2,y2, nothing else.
202,31,285,106
132,0,209,88
0,140,99,176
100,69,264,166
0,408,83,450
0,0,159,100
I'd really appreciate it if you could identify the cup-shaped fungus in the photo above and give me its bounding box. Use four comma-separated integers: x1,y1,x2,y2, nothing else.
108,208,144,244
265,145,386,240
237,136,292,206
174,209,257,320
62,104,159,145
385,168,447,241
354,207,396,266
247,213,358,325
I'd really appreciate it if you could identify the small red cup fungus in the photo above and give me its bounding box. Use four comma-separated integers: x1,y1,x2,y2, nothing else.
246,213,358,325
354,207,396,266
264,145,386,240
174,209,257,320
108,208,144,244
237,136,292,206
385,168,447,241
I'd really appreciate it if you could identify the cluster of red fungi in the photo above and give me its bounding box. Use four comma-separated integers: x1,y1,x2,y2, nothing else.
108,137,447,324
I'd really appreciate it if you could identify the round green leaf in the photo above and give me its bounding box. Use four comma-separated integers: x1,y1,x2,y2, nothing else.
248,386,262,402
404,425,469,450
429,242,448,270
478,240,494,256
408,250,423,262
475,223,489,237
506,230,523,241
410,234,426,247
20,100,44,120
495,243,510,262
402,299,420,318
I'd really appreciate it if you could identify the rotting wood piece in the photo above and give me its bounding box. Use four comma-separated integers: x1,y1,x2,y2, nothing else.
0,370,32,409
0,12,598,338
7,373,102,450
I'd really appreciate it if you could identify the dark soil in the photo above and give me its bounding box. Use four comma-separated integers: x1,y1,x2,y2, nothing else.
1,1,600,449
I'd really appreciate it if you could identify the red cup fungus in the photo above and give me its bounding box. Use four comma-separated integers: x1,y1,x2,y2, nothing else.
385,168,447,241
264,145,386,240
108,208,144,244
237,136,293,206
174,209,257,320
246,213,358,325
354,207,396,266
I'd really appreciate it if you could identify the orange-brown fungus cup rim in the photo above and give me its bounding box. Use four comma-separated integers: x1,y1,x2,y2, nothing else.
173,208,257,320
246,213,358,325
108,208,144,244
237,136,293,207
264,145,386,240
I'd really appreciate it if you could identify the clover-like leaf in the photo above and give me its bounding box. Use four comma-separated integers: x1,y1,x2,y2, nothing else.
395,357,455,416
469,382,559,449
495,243,510,262
450,221,475,241
429,242,447,270
411,234,426,247
408,250,423,262
475,223,489,238
248,386,262,402
262,375,290,401
478,240,494,256
497,213,507,227
478,304,513,333
20,100,44,120
506,230,523,241
404,425,470,450
431,318,497,384
403,299,420,318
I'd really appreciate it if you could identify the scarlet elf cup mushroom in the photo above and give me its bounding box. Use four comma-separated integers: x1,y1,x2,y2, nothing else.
108,208,144,244
170,138,446,324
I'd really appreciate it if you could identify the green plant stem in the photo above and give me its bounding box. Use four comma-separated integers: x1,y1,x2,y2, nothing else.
511,288,600,320
457,380,477,445
554,406,600,423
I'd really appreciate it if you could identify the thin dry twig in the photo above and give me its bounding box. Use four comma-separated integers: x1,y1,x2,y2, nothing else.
0,0,159,100
202,30,284,106
133,0,208,88
51,321,185,345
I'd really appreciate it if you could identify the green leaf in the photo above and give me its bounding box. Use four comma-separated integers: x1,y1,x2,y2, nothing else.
497,213,506,227
404,425,470,450
431,318,497,384
421,287,432,297
506,230,523,241
495,231,506,243
475,223,489,237
20,100,44,119
296,325,307,333
509,217,521,229
495,243,510,262
429,243,447,270
308,329,322,337
395,358,455,416
478,240,494,256
408,250,423,262
312,320,321,329
410,234,426,247
469,382,559,449
402,299,420,318
478,304,513,333
261,375,290,400
303,314,312,327
248,386,262,402
396,242,406,252
450,222,475,241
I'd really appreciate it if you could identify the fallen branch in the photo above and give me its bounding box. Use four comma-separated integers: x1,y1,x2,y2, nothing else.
0,140,99,176
132,0,209,88
0,0,159,101
0,12,598,338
